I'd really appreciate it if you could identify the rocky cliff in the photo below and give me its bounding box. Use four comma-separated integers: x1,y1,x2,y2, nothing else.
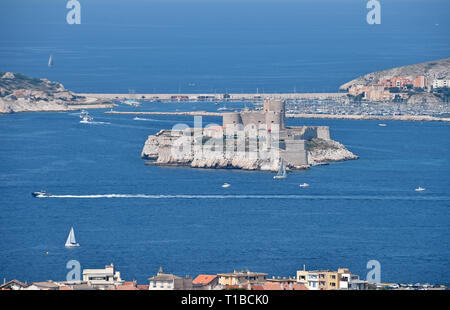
339,58,450,90
141,129,358,171
0,72,113,113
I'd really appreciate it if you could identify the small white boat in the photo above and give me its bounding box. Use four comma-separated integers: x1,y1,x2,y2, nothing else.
378,123,387,127
221,183,231,188
32,190,51,198
65,227,80,248
80,110,93,123
273,159,287,179
415,187,426,192
299,183,309,187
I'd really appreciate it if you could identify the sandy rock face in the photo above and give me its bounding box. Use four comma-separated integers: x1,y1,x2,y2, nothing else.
306,138,359,166
142,130,358,171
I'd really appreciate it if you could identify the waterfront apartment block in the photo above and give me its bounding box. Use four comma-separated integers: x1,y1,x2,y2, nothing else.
217,270,268,286
296,267,367,290
432,79,450,88
147,267,193,290
82,264,124,290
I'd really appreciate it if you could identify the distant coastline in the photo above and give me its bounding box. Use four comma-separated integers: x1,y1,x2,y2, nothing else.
105,110,450,122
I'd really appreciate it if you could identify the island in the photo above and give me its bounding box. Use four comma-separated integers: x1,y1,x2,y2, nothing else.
141,99,358,171
0,72,114,114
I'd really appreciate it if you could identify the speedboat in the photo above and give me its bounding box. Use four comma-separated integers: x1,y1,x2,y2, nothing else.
415,187,426,192
221,183,231,188
299,183,310,187
378,123,387,127
32,190,51,198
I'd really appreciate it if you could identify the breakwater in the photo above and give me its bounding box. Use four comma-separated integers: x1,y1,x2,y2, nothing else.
105,111,450,122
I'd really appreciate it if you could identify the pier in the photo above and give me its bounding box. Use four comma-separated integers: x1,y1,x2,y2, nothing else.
78,92,347,101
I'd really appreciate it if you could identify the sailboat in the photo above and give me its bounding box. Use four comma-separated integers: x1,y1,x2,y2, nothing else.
65,227,80,247
273,159,287,179
48,54,53,68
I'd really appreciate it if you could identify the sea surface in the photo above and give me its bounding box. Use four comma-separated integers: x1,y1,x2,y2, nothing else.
0,102,449,284
0,0,450,285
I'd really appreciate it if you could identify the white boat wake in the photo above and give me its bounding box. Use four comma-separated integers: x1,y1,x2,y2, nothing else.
35,194,450,201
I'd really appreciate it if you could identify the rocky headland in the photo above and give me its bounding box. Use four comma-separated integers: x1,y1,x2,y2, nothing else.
0,72,114,114
340,58,450,90
339,57,450,104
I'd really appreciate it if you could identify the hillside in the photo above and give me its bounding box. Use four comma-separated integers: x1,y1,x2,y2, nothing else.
0,72,113,113
339,58,450,90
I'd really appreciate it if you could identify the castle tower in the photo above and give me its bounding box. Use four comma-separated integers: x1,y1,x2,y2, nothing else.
222,112,242,128
263,99,285,130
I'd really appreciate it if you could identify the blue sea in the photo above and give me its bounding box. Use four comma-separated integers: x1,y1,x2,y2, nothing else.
0,0,450,285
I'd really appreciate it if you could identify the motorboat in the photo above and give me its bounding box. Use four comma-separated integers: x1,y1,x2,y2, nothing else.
32,190,51,198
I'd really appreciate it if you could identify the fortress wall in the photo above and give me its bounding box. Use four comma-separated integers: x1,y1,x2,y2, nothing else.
223,112,242,127
282,140,308,167
240,111,266,127
316,126,331,140
265,111,284,130
287,126,331,140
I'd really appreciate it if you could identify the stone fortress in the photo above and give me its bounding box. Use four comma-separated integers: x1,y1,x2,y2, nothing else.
221,99,331,168
141,99,357,171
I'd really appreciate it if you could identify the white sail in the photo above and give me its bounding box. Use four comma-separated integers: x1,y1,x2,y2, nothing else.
65,227,80,247
273,159,287,179
48,54,53,67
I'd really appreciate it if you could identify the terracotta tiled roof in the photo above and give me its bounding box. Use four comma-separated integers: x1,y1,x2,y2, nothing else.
114,285,138,290
137,285,149,290
263,282,284,290
193,275,217,285
293,284,308,290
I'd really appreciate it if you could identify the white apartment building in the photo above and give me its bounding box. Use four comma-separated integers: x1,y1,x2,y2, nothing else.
82,264,124,290
432,79,450,88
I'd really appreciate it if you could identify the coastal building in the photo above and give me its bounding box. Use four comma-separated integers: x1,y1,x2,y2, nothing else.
0,279,28,290
22,281,61,290
148,267,193,290
338,268,368,290
296,267,366,290
432,79,450,88
192,275,220,290
82,264,124,290
217,270,268,286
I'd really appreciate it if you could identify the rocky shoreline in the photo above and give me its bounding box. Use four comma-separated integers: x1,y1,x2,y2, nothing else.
141,129,358,171
0,72,114,114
